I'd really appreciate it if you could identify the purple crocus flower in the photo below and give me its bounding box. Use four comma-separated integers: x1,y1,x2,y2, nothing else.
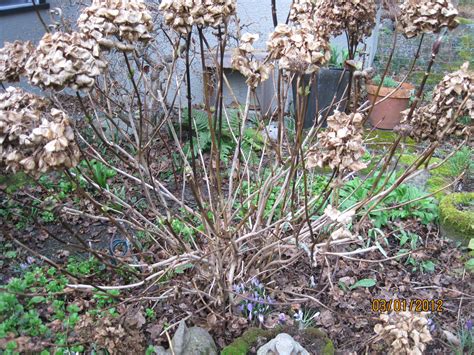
293,310,303,322
247,303,254,313
427,318,436,333
251,278,263,289
278,313,286,325
466,319,473,331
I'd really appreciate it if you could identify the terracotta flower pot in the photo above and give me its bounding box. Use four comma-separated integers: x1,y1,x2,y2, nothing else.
366,82,415,130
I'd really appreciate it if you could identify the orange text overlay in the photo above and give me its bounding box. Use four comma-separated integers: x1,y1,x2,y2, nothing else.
371,299,444,313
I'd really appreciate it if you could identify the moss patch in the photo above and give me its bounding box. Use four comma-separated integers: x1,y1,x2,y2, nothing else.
0,172,32,194
458,17,474,25
364,130,415,149
397,154,461,198
221,328,268,355
221,327,334,355
439,193,474,245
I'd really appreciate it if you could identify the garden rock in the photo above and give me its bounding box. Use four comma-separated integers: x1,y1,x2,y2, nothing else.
154,320,217,355
257,333,310,355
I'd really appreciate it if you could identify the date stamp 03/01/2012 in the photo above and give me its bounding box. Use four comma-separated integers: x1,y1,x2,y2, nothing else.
371,299,444,313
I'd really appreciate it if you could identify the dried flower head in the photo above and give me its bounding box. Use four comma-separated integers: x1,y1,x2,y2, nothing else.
397,0,458,39
231,33,273,89
324,205,356,240
78,0,153,52
0,88,80,174
307,111,366,172
267,22,331,73
401,62,473,142
0,41,35,82
25,32,106,91
76,313,146,354
314,0,376,44
0,87,49,113
159,0,236,35
374,311,433,354
289,0,316,24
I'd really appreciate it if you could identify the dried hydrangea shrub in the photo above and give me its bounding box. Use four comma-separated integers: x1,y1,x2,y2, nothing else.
231,33,273,89
267,22,331,74
159,0,237,35
401,62,473,142
78,0,153,52
374,311,433,354
25,32,107,91
306,111,366,172
0,88,80,174
314,0,376,44
0,41,35,82
397,0,458,39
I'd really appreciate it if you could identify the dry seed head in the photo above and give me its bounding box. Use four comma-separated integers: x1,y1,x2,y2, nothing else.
374,311,433,355
289,0,316,24
397,0,458,39
267,21,331,73
324,205,357,240
78,0,153,51
0,87,49,113
314,0,377,44
25,32,107,91
231,33,273,89
0,41,35,82
0,88,80,175
401,62,473,142
306,111,366,172
159,0,236,35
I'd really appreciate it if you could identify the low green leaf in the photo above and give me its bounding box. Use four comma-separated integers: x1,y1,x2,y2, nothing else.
349,278,377,289
421,260,436,273
174,263,194,274
5,251,17,259
468,238,474,250
465,258,474,272
29,296,46,304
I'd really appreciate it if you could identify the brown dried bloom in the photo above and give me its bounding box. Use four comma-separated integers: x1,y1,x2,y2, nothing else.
314,0,376,44
267,22,331,74
0,87,80,174
76,312,146,354
159,0,236,35
0,41,35,82
289,0,316,24
324,205,356,240
307,111,366,172
374,311,433,354
231,33,273,89
25,32,106,91
397,0,458,39
0,87,49,113
78,0,153,52
401,62,473,142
